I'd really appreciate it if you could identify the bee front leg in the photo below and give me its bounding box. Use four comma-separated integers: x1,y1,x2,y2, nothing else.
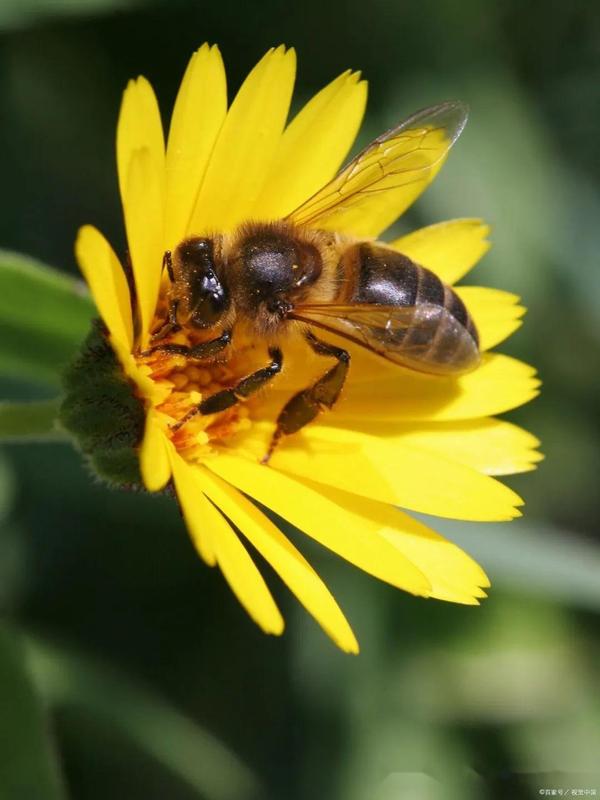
149,251,180,340
262,331,350,463
151,298,181,341
142,329,232,359
171,347,283,432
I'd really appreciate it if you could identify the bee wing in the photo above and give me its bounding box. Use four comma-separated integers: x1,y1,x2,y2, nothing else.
286,102,468,237
291,302,479,375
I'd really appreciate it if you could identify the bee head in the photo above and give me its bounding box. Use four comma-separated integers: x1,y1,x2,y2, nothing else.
173,237,230,328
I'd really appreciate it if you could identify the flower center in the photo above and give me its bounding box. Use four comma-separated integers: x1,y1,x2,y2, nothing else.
136,328,259,463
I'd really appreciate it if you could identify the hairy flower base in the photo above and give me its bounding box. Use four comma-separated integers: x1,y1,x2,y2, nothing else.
60,323,145,487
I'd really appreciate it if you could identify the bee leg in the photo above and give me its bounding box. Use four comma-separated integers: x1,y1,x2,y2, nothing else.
262,331,349,463
143,329,232,359
150,252,178,339
163,250,174,281
171,347,283,432
151,299,181,341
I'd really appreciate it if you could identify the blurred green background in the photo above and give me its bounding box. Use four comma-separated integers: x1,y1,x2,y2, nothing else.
1,1,600,798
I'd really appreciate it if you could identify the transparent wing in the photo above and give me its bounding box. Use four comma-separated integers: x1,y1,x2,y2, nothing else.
286,101,468,237
291,302,479,375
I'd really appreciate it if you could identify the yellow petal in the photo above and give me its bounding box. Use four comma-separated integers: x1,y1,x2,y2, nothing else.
256,70,367,219
234,422,522,520
166,44,227,247
327,418,542,476
389,219,491,284
455,286,526,350
231,424,398,505
116,77,165,345
139,410,171,492
332,352,540,422
199,465,358,652
75,225,133,351
122,147,165,345
359,436,524,521
304,484,489,603
207,454,431,596
379,509,490,604
116,76,165,210
169,448,215,566
171,455,283,633
281,425,523,521
189,46,296,234
126,360,171,408
209,514,284,635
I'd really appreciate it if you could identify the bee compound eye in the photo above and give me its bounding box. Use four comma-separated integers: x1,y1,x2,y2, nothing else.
190,281,230,328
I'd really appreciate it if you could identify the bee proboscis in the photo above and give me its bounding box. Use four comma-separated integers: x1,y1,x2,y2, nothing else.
145,101,480,461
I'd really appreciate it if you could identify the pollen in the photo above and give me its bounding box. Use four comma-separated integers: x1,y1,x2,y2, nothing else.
170,372,189,390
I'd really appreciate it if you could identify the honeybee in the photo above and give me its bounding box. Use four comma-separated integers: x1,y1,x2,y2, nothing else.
147,101,479,461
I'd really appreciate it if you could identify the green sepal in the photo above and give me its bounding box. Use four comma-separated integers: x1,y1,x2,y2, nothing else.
59,321,145,488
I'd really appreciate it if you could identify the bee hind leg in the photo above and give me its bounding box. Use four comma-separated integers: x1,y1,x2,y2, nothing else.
262,331,349,464
171,347,283,432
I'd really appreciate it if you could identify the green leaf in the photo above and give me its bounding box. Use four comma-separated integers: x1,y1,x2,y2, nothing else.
0,250,94,386
0,399,65,442
0,625,67,800
26,638,261,800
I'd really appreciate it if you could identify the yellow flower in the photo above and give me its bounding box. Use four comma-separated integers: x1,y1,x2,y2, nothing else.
73,44,540,653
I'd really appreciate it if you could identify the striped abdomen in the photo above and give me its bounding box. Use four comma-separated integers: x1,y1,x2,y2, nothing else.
340,242,480,375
